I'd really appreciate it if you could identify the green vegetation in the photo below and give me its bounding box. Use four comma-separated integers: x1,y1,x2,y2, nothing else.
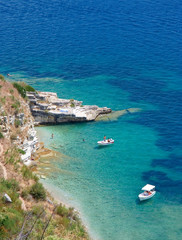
70,99,75,108
0,176,89,239
29,182,46,200
32,204,45,216
14,119,21,128
0,176,88,240
5,155,15,165
10,95,15,101
13,82,26,98
13,81,36,99
18,81,36,92
18,148,26,154
0,85,2,89
0,97,6,104
13,100,20,108
0,178,20,192
24,84,36,92
10,89,14,94
0,179,22,239
56,204,73,218
1,111,7,116
0,74,5,82
0,132,3,139
21,165,39,181
4,147,20,166
20,188,29,199
0,78,89,240
56,203,87,235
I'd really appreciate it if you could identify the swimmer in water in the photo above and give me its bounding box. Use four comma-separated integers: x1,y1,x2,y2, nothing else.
7,73,13,77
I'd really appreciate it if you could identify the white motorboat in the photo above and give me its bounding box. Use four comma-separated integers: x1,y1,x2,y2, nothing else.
138,184,156,201
97,139,114,145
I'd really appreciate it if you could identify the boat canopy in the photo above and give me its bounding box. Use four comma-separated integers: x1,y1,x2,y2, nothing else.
142,184,155,191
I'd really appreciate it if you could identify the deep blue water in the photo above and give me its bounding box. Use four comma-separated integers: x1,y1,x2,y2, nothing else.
1,0,182,239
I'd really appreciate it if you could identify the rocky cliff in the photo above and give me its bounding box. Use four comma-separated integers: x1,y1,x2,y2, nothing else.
0,76,90,240
27,91,112,124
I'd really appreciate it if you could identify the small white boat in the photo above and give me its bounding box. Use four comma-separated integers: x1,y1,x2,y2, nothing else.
97,139,114,145
138,184,156,201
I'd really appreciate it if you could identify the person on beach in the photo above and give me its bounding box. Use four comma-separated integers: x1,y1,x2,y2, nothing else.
51,133,54,139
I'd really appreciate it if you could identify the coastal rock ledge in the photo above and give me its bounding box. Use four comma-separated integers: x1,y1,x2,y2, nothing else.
27,91,112,124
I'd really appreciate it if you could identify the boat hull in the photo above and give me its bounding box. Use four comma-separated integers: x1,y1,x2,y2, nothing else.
138,191,156,201
97,140,114,145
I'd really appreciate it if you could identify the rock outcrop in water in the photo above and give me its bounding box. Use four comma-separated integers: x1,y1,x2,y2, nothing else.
96,108,141,121
27,91,112,124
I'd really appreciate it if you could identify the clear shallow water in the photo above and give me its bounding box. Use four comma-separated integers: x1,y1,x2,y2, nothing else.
1,0,182,239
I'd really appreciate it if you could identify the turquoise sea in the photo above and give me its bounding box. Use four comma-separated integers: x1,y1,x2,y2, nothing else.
1,0,182,239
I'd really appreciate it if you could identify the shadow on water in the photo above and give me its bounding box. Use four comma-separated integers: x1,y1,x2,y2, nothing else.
136,198,155,205
94,145,114,150
108,75,182,152
151,154,182,172
109,74,182,205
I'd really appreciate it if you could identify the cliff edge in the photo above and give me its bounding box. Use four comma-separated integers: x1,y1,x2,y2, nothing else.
0,75,90,240
27,91,112,124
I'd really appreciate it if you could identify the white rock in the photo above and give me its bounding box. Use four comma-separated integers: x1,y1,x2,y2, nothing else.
3,193,12,203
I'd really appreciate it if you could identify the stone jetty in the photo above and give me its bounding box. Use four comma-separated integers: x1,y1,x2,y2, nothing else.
27,91,112,124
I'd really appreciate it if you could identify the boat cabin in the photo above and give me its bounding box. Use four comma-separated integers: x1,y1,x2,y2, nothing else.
138,184,156,201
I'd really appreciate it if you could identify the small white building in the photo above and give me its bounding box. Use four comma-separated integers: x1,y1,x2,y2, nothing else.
20,127,39,165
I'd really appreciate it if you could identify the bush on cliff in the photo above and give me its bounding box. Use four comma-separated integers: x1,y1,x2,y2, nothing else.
11,100,20,110
10,89,14,94
0,178,20,192
18,148,26,154
0,132,4,139
21,165,39,181
0,74,5,82
0,209,23,239
13,81,36,98
0,97,6,104
14,119,21,128
24,84,36,92
13,82,26,98
19,81,36,92
0,179,22,239
56,204,69,217
29,182,46,200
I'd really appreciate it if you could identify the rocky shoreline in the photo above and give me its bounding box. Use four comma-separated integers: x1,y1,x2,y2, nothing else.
0,77,141,239
27,91,112,124
0,78,90,239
